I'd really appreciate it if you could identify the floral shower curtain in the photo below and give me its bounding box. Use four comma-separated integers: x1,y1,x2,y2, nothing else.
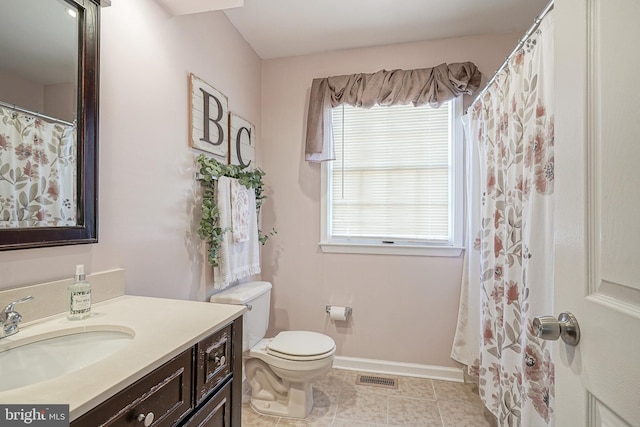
0,106,77,227
451,12,555,427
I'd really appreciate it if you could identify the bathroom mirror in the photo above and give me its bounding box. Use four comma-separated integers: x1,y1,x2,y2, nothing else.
0,0,99,250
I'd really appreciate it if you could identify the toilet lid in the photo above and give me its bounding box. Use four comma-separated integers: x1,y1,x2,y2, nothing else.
266,331,335,360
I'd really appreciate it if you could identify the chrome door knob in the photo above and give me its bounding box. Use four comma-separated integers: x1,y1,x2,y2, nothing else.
533,312,580,346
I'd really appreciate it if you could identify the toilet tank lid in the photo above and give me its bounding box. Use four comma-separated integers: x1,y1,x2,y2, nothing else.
209,281,272,305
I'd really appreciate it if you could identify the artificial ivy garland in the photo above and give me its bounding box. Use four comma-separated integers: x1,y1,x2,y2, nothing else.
195,154,275,267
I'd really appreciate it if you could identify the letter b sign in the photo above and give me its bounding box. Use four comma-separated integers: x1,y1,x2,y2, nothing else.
189,74,229,159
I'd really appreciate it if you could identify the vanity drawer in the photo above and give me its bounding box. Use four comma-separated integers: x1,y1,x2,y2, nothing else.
181,381,231,427
195,324,232,404
72,349,193,427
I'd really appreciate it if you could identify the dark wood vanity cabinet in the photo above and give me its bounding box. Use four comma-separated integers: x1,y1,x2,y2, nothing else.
72,317,242,427
195,324,232,404
181,382,231,427
189,322,238,427
71,350,194,427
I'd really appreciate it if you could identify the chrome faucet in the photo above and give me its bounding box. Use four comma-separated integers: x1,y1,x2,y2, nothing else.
0,295,34,339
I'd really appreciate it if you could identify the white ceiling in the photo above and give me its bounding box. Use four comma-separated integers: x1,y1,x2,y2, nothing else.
159,0,551,59
157,0,243,16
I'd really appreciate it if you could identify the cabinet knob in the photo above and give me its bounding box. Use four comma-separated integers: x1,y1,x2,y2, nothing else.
209,354,226,366
137,412,154,426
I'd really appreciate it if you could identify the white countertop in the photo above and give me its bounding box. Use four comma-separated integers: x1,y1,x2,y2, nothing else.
0,295,245,420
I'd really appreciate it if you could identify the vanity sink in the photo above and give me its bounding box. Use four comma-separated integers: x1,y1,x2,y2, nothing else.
0,327,134,392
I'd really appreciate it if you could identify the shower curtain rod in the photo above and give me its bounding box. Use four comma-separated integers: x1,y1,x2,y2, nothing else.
465,0,554,114
0,100,76,127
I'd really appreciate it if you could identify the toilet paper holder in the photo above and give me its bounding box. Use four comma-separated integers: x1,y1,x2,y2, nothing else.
325,305,352,316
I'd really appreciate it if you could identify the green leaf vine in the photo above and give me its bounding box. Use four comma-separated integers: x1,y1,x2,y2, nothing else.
195,154,275,267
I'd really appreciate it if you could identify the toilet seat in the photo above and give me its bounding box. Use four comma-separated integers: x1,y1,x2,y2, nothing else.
261,331,335,361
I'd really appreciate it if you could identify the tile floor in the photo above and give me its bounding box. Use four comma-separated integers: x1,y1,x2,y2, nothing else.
241,369,497,426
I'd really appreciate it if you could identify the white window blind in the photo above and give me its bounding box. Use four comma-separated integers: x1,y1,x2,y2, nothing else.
326,101,460,247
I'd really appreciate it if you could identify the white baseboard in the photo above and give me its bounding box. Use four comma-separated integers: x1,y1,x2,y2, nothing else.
332,356,464,383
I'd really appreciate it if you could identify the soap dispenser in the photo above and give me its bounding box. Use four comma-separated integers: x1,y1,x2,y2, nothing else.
68,264,91,320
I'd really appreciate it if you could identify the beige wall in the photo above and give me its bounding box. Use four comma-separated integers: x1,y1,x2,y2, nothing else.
0,0,262,300
260,33,520,367
0,71,74,121
0,69,44,113
44,82,75,123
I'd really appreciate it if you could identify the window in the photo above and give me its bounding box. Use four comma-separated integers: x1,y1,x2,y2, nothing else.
320,99,464,256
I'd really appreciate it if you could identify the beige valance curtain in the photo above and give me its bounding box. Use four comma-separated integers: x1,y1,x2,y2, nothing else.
304,62,482,162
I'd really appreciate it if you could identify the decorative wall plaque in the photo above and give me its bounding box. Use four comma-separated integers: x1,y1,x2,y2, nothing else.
228,113,255,169
189,73,228,160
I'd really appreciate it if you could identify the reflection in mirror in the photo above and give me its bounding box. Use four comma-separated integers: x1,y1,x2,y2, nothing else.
0,0,78,228
0,0,99,249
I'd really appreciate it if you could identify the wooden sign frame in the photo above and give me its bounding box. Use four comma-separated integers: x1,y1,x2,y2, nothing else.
189,73,229,160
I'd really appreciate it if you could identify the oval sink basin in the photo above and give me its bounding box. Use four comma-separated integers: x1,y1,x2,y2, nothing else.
0,327,134,392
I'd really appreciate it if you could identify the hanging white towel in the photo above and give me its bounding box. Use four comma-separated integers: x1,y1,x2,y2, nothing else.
230,179,251,243
213,176,261,290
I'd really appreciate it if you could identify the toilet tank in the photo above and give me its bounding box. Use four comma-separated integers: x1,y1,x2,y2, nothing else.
209,281,272,351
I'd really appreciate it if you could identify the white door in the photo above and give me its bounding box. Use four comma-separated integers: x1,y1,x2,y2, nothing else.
553,0,640,425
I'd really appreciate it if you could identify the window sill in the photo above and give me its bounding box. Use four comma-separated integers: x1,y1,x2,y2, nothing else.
319,242,464,257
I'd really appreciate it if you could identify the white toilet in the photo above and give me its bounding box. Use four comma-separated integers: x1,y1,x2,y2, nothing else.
209,281,336,419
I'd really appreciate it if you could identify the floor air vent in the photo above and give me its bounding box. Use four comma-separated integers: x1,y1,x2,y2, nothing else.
355,374,398,389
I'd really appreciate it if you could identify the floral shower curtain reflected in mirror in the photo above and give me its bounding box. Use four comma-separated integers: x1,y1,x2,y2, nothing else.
0,105,77,227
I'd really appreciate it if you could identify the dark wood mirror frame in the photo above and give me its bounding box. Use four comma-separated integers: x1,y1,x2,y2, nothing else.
0,0,99,251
